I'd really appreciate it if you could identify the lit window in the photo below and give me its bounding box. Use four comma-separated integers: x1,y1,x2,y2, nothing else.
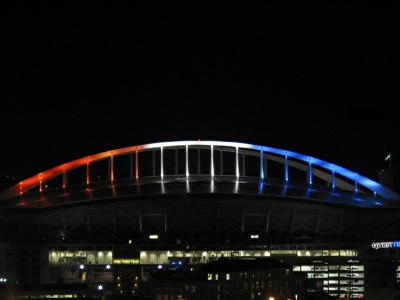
226,273,230,280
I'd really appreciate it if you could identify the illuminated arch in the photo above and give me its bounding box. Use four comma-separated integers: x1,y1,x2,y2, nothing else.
0,140,398,201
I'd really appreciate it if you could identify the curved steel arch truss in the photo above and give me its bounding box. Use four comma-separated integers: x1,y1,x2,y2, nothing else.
1,140,398,201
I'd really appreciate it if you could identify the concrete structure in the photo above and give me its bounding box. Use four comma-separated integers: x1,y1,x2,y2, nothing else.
1,140,400,299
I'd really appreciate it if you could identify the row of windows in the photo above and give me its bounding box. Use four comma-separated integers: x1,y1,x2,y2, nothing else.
47,248,358,266
329,294,364,299
139,249,358,265
323,286,364,292
49,251,113,265
293,265,364,272
306,273,364,279
323,280,364,285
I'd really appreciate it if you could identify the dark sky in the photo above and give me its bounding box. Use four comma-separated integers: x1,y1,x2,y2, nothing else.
1,2,398,188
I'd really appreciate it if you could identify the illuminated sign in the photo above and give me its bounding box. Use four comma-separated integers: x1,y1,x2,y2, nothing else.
113,258,140,264
371,241,400,249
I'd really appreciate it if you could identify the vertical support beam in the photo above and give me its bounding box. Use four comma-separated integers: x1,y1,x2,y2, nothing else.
242,153,246,176
62,170,67,189
185,144,189,179
258,180,264,194
331,170,336,189
130,153,134,179
220,150,223,175
39,174,43,193
175,149,178,175
86,161,90,185
135,151,139,179
265,207,271,235
185,178,190,193
284,152,289,182
235,147,239,179
210,144,214,178
259,150,264,179
307,161,312,185
152,150,156,176
197,148,201,175
160,146,164,179
110,155,114,182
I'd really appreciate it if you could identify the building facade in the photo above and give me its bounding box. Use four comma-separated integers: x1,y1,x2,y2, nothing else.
1,140,400,299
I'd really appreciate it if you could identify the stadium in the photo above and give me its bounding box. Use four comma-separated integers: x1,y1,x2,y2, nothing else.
1,140,400,299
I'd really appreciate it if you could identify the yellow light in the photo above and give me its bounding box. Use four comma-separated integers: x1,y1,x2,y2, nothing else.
113,258,139,264
269,297,275,300
149,234,159,240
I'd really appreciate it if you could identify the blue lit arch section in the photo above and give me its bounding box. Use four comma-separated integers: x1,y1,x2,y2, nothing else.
0,140,399,201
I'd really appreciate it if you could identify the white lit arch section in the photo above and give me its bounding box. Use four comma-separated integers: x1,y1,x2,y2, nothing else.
0,140,399,201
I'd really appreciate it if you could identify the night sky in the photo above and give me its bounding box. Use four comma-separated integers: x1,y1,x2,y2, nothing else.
1,2,398,189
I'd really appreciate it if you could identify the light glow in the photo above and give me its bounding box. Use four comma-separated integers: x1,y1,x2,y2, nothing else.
235,147,239,178
160,146,164,179
308,161,312,185
185,144,189,178
86,161,90,185
135,150,139,179
210,144,214,178
260,151,264,179
113,258,139,264
110,155,114,182
284,153,289,182
62,170,67,189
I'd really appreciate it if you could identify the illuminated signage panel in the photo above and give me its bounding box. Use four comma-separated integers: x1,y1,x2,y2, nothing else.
371,241,400,249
